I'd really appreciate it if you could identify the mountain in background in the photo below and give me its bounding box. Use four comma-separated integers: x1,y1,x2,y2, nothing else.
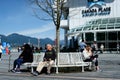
0,33,55,48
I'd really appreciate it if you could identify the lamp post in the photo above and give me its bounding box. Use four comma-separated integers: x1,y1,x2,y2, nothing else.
38,38,40,48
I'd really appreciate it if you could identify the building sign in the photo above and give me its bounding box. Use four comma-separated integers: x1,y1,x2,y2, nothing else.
82,0,111,17
82,7,111,17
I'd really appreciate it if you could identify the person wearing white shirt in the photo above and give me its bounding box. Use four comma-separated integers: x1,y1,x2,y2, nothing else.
0,43,3,61
82,45,101,72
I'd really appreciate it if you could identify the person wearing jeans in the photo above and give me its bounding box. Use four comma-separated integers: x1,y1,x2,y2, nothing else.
11,44,33,73
12,58,23,73
82,45,101,72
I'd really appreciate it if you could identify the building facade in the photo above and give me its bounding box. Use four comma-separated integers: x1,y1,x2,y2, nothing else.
61,0,120,51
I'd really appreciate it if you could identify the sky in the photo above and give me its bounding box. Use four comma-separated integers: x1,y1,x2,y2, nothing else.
0,0,64,40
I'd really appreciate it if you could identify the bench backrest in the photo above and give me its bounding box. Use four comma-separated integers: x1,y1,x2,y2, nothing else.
33,53,44,62
69,52,84,65
33,52,84,65
58,53,70,65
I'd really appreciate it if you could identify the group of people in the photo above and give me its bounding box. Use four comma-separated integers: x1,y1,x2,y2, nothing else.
79,40,102,72
11,43,56,75
10,40,102,75
0,43,11,61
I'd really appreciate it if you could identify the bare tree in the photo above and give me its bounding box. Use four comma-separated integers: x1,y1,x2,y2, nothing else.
29,0,66,73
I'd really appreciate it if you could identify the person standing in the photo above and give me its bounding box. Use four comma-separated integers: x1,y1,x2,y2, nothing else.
32,44,56,76
117,43,119,53
100,44,104,53
91,41,98,54
0,43,3,61
79,40,87,52
6,46,10,55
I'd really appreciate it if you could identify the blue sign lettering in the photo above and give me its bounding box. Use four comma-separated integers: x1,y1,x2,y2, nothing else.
82,7,111,17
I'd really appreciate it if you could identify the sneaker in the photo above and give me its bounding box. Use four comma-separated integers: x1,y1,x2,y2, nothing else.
32,71,39,76
10,69,16,73
96,69,102,72
15,70,21,73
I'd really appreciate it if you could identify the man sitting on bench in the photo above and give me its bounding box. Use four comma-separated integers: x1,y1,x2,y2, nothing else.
32,44,56,76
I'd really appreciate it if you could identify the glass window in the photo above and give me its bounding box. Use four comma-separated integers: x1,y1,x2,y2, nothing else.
109,18,115,23
116,18,120,23
108,42,117,51
102,19,108,24
108,32,117,40
86,33,94,41
107,24,114,29
83,26,91,30
97,32,105,41
118,31,120,40
115,24,120,29
96,19,101,24
99,24,106,29
91,25,98,30
92,21,98,24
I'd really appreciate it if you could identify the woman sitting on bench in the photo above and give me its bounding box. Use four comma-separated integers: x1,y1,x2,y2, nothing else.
82,45,101,72
11,44,33,73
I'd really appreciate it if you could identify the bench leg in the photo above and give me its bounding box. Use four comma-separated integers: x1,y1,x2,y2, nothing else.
89,62,92,70
31,67,34,73
56,67,59,74
82,66,84,72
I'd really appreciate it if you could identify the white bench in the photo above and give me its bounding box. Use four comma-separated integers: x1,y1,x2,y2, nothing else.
28,52,92,73
9,52,92,73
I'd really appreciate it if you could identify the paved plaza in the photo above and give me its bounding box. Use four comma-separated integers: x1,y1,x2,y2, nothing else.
0,51,120,80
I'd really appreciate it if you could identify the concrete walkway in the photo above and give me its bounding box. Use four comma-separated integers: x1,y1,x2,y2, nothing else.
0,52,120,80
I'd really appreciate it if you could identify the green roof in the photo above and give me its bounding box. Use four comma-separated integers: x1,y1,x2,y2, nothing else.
69,17,120,34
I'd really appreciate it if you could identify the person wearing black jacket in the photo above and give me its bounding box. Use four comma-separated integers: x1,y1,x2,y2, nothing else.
32,44,56,76
11,44,33,73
